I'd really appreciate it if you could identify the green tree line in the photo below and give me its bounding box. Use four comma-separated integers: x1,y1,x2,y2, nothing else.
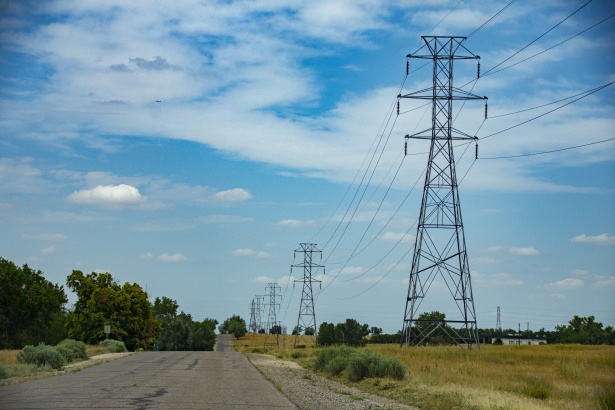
0,257,217,350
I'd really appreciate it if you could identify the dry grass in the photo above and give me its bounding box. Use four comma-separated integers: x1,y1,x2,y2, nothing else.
235,335,615,410
0,350,21,367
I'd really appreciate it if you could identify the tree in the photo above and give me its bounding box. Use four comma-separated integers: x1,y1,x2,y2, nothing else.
0,258,68,349
413,311,453,345
153,296,179,321
555,315,614,345
155,296,217,351
370,327,383,336
65,270,161,351
335,318,370,346
219,315,247,339
317,322,335,346
317,319,369,346
305,326,315,336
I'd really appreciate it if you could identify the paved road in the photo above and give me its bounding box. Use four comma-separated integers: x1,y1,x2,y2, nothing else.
0,343,297,409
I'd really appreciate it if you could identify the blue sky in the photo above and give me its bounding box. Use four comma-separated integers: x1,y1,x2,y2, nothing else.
1,0,614,334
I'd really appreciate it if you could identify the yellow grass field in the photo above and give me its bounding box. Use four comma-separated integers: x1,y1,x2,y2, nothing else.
236,334,615,410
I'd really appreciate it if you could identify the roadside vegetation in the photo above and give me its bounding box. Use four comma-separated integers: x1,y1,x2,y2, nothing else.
236,333,615,410
0,339,127,381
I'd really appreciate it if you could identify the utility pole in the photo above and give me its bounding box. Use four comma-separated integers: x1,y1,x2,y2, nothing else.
292,243,323,347
264,283,281,349
400,36,486,349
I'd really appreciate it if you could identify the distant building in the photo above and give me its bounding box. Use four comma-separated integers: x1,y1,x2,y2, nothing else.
482,336,547,345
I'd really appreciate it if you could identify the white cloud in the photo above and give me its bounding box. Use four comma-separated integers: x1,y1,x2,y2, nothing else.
140,252,154,260
510,247,540,256
254,275,273,283
41,245,56,255
471,256,498,265
487,245,505,253
474,271,524,287
233,248,272,259
214,188,252,202
570,233,615,246
593,277,615,289
278,219,305,228
570,269,589,277
158,253,186,262
379,231,413,242
542,278,584,290
22,233,66,241
67,184,145,207
330,266,366,276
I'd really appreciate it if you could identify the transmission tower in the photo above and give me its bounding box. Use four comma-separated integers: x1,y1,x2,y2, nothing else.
249,298,257,333
400,36,486,349
264,283,281,349
291,243,323,347
256,295,264,333
496,306,502,331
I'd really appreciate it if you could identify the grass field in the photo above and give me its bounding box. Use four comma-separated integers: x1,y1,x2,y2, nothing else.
235,334,615,410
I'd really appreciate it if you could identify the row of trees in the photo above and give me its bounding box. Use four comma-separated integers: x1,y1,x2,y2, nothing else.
0,257,221,350
317,319,370,346
368,311,615,345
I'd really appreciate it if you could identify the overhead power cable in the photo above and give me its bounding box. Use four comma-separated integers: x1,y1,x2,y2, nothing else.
467,0,517,39
480,81,613,141
480,137,615,160
482,0,594,77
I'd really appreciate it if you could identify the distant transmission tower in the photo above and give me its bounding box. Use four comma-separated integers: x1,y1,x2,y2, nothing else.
256,295,264,333
292,243,323,347
249,298,257,333
496,307,502,331
264,283,281,349
400,36,486,349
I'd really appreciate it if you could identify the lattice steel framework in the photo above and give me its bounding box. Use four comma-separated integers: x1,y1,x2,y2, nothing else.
264,283,281,348
249,298,257,333
400,36,486,349
292,243,323,347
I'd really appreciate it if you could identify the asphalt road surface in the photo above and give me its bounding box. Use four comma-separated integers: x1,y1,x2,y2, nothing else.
0,336,297,409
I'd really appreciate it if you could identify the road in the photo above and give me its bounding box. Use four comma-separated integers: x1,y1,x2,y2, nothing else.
0,335,297,409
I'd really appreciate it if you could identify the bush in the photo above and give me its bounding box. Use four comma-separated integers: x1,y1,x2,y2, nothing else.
291,351,307,359
16,344,66,370
0,364,10,379
99,339,127,353
347,351,405,382
325,356,348,376
57,339,88,361
313,346,355,371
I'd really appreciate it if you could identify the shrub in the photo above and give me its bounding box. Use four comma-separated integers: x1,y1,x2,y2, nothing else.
313,346,355,371
16,344,66,370
57,339,88,361
291,351,307,359
99,339,127,353
347,351,405,382
520,376,552,400
325,356,348,376
0,364,10,379
55,345,74,361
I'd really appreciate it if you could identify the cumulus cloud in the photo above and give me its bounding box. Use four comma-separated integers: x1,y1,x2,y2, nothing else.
41,245,56,255
487,245,505,253
67,184,145,207
22,233,66,241
254,275,273,283
570,233,615,246
233,248,272,259
158,253,186,262
475,271,524,286
379,231,413,242
510,247,540,256
279,219,303,228
214,188,252,202
542,278,584,290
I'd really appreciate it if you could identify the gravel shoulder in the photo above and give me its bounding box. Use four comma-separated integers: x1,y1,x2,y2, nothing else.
247,353,418,410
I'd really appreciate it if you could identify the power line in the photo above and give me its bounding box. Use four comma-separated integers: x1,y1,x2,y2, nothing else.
479,81,613,141
480,137,615,160
467,0,517,39
482,0,594,77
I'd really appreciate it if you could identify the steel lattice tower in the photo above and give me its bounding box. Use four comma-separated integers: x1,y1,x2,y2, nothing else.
496,306,502,331
264,283,281,348
249,298,257,333
292,243,323,347
400,36,486,349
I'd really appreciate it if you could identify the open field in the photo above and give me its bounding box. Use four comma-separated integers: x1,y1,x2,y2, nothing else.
235,334,615,410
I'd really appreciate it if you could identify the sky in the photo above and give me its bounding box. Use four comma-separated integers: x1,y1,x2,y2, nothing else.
1,0,614,335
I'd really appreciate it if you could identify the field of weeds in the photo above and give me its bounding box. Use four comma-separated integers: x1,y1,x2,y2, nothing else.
236,334,615,410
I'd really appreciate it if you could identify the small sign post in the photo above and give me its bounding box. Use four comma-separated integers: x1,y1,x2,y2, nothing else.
104,324,111,340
